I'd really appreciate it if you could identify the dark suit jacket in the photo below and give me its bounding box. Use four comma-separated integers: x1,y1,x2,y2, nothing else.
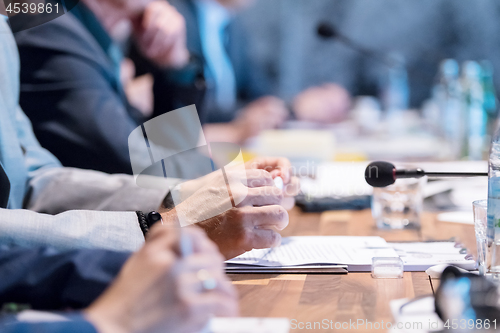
0,246,130,310
168,0,270,123
15,8,143,174
2,315,97,333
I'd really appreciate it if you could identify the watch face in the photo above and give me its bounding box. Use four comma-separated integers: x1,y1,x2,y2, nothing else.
147,211,163,227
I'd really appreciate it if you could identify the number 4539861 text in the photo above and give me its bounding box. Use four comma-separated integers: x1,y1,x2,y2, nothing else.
444,319,496,330
6,2,60,14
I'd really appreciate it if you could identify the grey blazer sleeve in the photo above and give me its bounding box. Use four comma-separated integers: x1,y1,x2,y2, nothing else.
14,83,173,215
14,166,175,253
25,167,170,215
1,164,178,252
0,209,144,252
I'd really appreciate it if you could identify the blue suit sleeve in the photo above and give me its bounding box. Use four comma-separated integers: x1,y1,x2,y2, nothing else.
0,247,131,310
2,315,98,333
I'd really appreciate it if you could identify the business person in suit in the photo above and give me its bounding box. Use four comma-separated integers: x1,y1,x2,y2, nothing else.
1,226,238,333
165,0,351,144
14,0,199,175
0,9,298,259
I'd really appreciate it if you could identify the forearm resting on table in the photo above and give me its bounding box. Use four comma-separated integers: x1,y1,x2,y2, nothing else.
0,209,144,253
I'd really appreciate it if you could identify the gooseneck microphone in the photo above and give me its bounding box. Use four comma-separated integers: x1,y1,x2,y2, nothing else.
317,22,398,68
365,161,488,188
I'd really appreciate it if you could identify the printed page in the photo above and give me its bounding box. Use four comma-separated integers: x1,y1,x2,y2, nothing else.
391,242,476,271
227,236,398,268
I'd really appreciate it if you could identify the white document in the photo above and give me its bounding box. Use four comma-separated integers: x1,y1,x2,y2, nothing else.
227,236,399,272
207,318,290,333
299,162,372,199
389,297,443,333
391,242,477,271
14,312,290,333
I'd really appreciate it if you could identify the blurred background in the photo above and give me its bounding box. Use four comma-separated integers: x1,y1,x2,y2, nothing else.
239,0,500,106
225,0,499,166
214,0,500,216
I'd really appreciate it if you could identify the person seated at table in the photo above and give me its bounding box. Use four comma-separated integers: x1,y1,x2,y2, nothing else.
0,226,238,333
0,10,299,259
160,0,352,144
13,0,204,175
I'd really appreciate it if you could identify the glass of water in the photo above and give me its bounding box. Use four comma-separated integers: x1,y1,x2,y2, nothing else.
372,178,425,230
473,199,489,276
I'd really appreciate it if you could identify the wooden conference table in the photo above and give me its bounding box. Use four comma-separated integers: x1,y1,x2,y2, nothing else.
227,208,476,332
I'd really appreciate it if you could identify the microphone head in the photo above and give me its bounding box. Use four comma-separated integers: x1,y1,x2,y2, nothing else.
317,22,337,39
365,161,396,187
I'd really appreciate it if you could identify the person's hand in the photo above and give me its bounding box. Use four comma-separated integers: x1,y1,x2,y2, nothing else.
160,157,300,259
125,74,154,117
204,97,288,144
233,96,288,140
245,157,300,210
120,59,154,117
293,83,351,123
161,164,290,259
195,203,287,260
133,1,190,68
162,157,300,210
216,0,256,11
85,226,238,333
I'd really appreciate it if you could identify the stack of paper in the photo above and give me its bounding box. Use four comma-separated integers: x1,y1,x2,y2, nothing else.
226,236,399,273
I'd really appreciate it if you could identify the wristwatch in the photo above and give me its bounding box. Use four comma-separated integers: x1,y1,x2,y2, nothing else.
136,211,163,237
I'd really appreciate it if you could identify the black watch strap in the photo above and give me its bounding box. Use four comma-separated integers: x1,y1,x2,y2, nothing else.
136,211,149,237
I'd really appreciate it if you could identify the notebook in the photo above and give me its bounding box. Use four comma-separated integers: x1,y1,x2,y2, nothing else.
226,236,399,273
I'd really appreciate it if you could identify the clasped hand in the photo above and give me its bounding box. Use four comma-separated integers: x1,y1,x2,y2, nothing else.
162,157,300,259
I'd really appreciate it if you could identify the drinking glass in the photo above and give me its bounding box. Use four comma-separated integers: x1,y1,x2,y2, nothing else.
372,178,425,230
473,199,489,276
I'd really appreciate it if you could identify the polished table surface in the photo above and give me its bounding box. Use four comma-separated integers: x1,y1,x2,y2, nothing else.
228,208,476,332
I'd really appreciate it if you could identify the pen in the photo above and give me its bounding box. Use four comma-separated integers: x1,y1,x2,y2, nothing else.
274,176,284,190
180,229,193,257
